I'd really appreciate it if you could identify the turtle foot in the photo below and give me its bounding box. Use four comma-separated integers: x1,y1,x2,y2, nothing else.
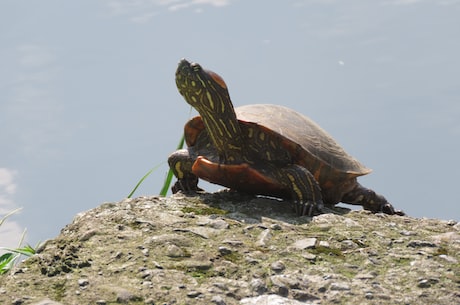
171,176,203,194
368,202,406,216
342,183,405,216
382,203,405,216
295,200,324,216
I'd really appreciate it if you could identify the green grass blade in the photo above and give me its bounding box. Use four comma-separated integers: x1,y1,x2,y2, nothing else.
0,212,37,275
0,253,17,275
159,167,175,197
0,207,22,226
0,253,14,266
0,246,35,257
128,133,185,199
16,228,27,248
159,134,185,197
127,165,159,199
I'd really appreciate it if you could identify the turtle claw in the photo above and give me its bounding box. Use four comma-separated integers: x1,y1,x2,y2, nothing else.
379,202,395,215
378,202,405,216
295,200,324,216
171,176,203,194
381,204,405,216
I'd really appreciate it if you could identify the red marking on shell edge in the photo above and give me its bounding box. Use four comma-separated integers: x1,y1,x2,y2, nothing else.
184,116,205,146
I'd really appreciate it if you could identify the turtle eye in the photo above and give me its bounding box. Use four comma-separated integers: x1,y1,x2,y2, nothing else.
191,62,201,72
207,70,227,89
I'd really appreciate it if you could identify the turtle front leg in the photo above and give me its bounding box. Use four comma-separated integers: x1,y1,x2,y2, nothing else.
342,183,405,216
167,149,202,193
278,165,324,216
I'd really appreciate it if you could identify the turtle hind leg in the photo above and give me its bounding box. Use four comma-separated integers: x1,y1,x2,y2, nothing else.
277,164,324,216
168,149,202,193
342,183,405,216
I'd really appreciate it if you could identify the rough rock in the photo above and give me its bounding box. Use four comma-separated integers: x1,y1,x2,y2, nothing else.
0,191,459,305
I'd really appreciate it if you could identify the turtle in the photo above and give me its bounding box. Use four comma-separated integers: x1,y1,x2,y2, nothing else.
168,58,404,216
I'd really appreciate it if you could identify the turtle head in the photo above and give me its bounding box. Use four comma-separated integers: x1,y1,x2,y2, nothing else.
175,59,245,163
175,58,230,113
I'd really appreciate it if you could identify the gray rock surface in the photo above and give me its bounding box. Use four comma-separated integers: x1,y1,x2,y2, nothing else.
0,191,459,304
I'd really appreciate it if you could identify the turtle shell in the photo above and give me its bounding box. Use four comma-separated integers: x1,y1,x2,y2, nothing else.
236,104,371,175
184,104,371,202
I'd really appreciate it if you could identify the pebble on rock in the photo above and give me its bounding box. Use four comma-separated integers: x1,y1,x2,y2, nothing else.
211,295,227,305
292,238,317,250
30,300,65,305
187,290,203,298
330,282,351,291
218,246,232,255
166,244,188,257
240,294,308,305
77,279,89,287
271,260,286,272
256,229,272,246
250,278,268,295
